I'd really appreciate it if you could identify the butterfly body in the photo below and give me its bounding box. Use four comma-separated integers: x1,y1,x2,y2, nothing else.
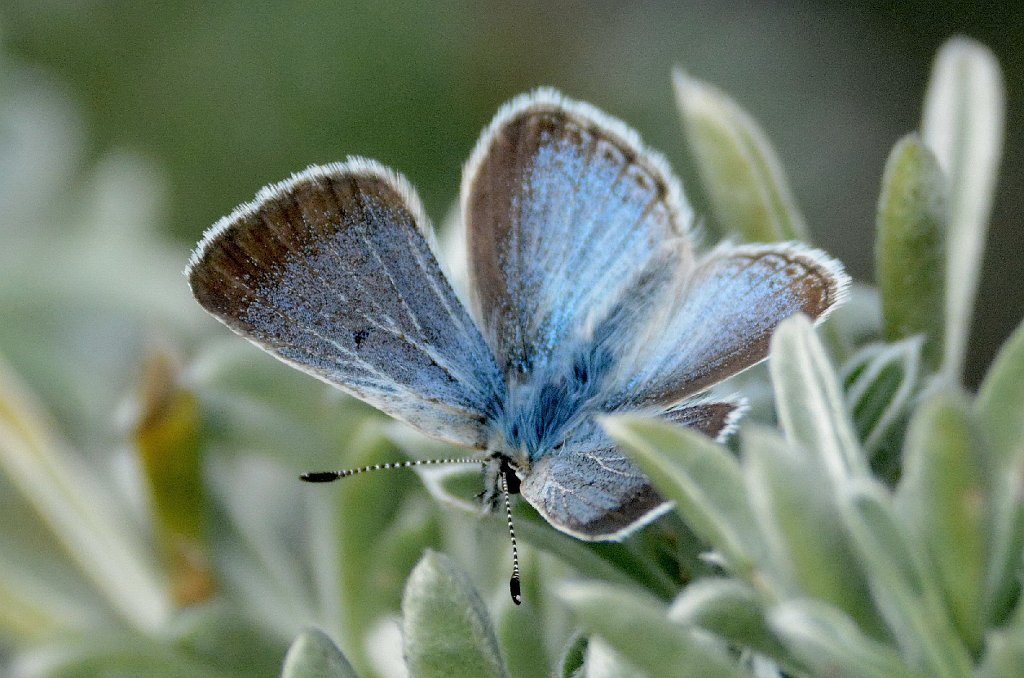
187,88,848,543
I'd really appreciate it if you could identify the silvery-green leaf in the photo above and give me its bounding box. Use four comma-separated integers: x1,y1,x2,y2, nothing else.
402,551,509,678
741,426,882,636
894,390,987,652
603,415,765,585
559,581,751,678
584,637,649,678
673,69,807,242
282,628,360,678
875,135,946,370
770,315,867,483
0,356,170,633
840,481,972,677
841,338,922,457
921,37,1005,382
975,318,1024,621
668,578,790,666
768,600,923,678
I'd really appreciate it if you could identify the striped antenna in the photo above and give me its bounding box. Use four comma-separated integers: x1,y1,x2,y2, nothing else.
500,468,522,605
300,457,481,482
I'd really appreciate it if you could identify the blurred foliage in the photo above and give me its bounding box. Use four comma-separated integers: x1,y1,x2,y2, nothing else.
0,3,1020,676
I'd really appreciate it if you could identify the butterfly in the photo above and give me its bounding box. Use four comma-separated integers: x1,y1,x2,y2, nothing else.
187,88,848,604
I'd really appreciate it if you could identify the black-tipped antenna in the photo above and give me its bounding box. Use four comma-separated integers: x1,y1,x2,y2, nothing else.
500,469,522,605
300,457,480,482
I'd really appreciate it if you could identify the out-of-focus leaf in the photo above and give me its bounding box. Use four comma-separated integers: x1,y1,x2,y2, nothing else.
668,578,790,666
841,338,922,456
875,135,946,370
10,631,226,678
131,350,214,607
673,69,807,242
603,415,765,586
895,390,988,652
770,315,866,483
556,632,588,678
976,318,1024,622
167,602,288,678
330,429,433,674
0,355,170,632
768,600,923,678
976,628,1024,678
840,481,972,677
282,628,360,678
583,637,649,678
921,37,1005,382
402,551,509,678
741,426,882,636
559,581,750,678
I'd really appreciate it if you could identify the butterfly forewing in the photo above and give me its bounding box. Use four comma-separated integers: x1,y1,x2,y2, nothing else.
187,160,505,448
463,89,693,379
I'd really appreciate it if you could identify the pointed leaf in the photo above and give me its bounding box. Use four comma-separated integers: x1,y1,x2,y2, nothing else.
402,551,509,678
921,37,1005,381
841,338,922,456
742,426,882,636
976,318,1024,621
603,415,765,584
875,135,946,370
770,315,867,483
895,389,988,652
282,628,360,678
559,581,751,678
668,578,790,666
769,600,922,678
673,69,807,242
841,481,972,677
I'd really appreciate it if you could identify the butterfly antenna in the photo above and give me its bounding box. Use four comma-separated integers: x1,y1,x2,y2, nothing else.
300,457,480,482
500,469,522,605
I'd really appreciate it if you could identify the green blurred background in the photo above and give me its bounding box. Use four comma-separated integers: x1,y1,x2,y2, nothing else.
0,0,1019,383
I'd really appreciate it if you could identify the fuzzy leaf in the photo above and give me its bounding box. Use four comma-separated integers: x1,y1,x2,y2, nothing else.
895,390,988,652
668,578,790,666
673,69,807,242
976,318,1024,621
402,551,509,678
875,136,946,370
921,37,1005,382
770,315,867,483
741,426,882,636
559,581,750,678
583,637,649,678
282,628,360,678
603,415,764,583
841,338,922,456
769,600,923,678
841,481,972,677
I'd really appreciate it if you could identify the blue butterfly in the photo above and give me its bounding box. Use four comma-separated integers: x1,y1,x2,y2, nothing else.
187,89,848,603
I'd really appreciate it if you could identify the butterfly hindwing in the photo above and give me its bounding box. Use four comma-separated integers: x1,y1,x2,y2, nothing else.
607,242,849,410
519,399,743,540
187,160,505,448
